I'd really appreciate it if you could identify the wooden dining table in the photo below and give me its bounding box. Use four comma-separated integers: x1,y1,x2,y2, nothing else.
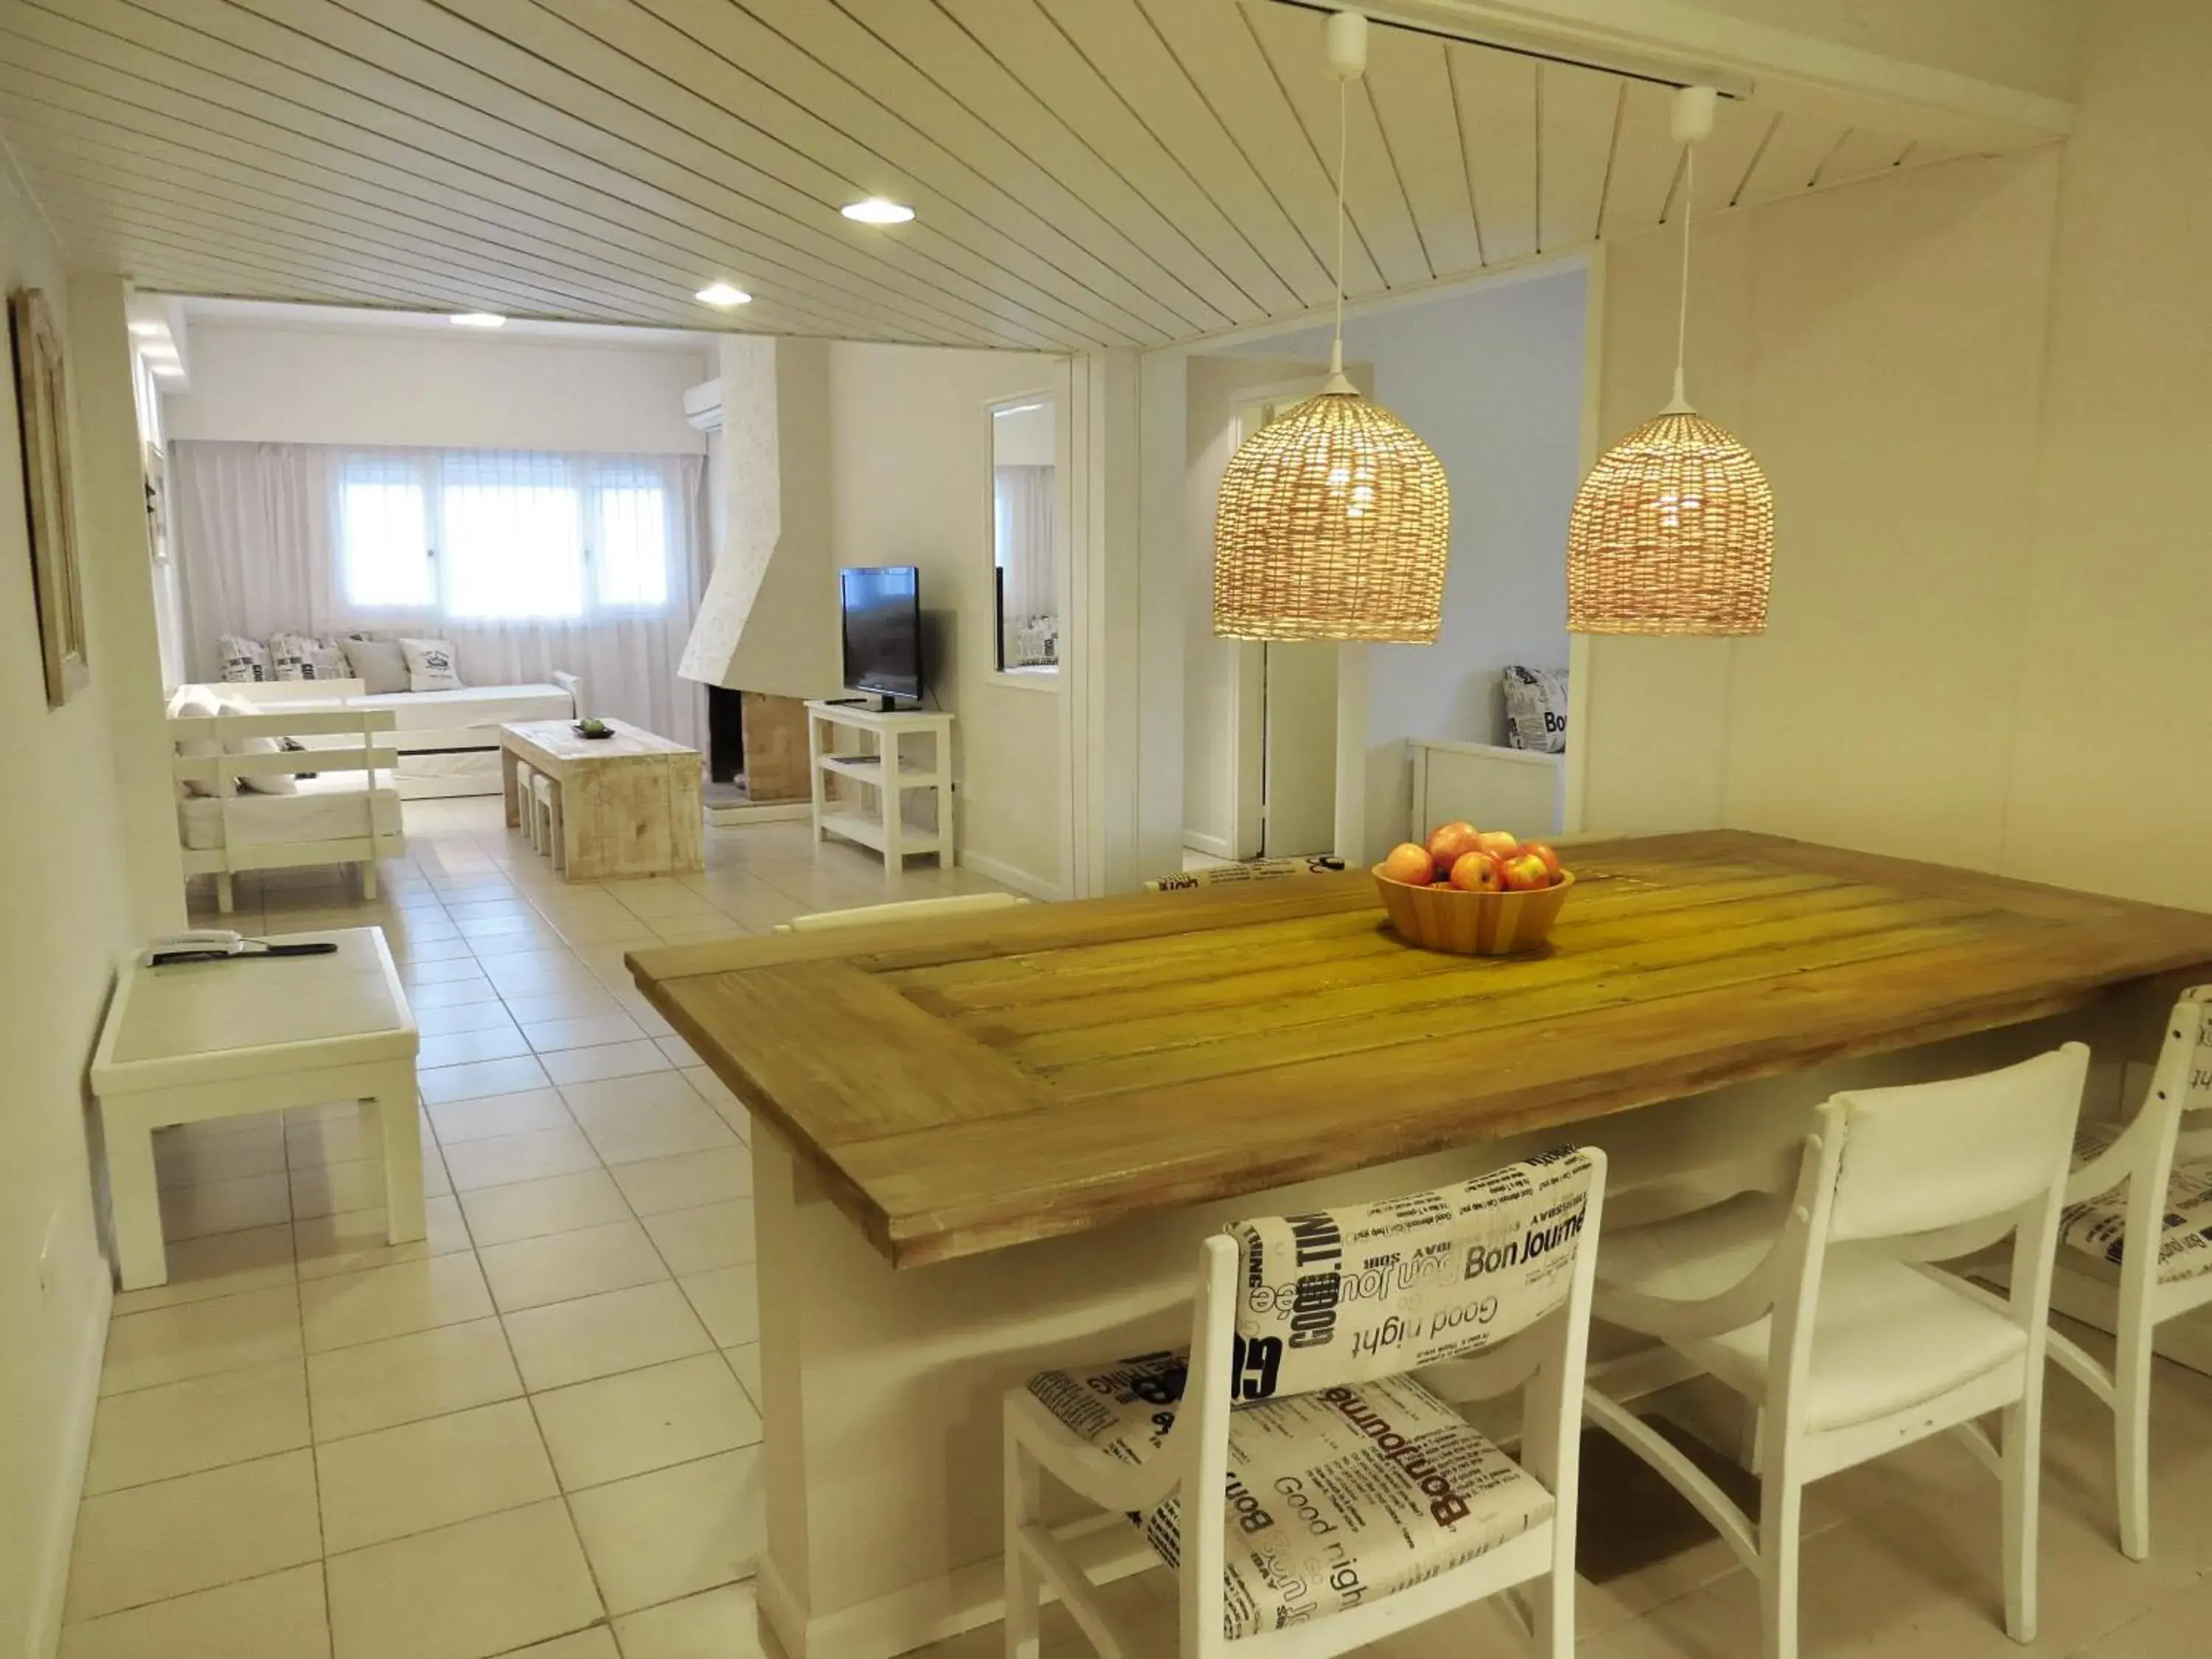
628,830,2212,1659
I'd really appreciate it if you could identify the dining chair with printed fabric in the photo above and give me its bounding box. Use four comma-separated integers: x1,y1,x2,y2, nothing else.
1003,1145,1607,1659
2045,986,2212,1560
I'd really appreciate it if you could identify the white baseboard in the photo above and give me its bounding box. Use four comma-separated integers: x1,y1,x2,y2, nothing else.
761,1519,1150,1659
27,1267,111,1659
957,849,1065,903
1180,830,1234,859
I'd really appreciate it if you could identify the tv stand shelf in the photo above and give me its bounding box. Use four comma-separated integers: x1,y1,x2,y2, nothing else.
805,700,955,880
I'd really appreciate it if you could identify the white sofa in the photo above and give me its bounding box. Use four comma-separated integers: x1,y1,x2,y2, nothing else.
210,672,582,799
168,688,406,911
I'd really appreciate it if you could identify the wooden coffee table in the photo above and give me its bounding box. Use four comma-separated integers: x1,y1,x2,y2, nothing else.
500,717,703,881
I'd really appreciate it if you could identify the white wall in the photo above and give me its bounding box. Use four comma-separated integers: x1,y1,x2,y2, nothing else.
166,321,711,456
1186,270,1587,862
825,343,1067,896
1580,0,2212,912
0,178,146,1656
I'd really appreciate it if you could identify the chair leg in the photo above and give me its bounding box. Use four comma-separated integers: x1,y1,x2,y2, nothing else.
215,872,234,914
1004,1419,1042,1659
2001,1396,2041,1642
2115,1307,2153,1561
361,859,378,902
1757,1462,1801,1659
1742,1403,1767,1476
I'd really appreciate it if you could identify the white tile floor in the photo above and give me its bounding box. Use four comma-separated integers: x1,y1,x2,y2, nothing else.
65,799,2212,1658
59,795,1013,1659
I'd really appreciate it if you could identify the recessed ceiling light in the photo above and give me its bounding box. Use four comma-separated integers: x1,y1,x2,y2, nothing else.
450,312,506,328
841,198,915,226
128,320,164,338
695,282,753,307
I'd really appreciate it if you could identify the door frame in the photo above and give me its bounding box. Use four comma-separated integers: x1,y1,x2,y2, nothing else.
1225,376,1335,860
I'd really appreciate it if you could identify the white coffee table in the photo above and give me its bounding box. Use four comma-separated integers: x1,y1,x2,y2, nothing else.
90,928,422,1290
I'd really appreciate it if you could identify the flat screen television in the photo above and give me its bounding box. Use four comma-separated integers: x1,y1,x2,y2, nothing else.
839,566,922,704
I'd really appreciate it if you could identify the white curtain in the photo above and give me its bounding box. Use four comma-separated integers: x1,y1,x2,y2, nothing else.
171,440,708,747
993,463,1057,665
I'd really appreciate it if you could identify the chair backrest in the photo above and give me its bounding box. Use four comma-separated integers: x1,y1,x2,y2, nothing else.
777,891,1029,933
2059,989,2212,1280
1824,1045,2089,1244
1224,1145,1601,1400
1152,1147,1607,1652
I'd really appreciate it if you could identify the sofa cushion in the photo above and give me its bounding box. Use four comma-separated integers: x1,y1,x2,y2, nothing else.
399,637,464,693
217,694,297,796
269,630,349,681
340,635,409,695
218,634,272,684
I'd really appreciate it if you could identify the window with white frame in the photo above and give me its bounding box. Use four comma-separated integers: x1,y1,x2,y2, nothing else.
338,450,678,622
990,397,1058,673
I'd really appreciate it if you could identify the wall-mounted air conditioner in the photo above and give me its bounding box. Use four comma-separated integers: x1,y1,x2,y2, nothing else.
683,379,723,432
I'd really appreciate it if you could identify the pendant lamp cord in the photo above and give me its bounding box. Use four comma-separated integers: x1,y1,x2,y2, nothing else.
1671,145,1694,409
1332,74,1349,376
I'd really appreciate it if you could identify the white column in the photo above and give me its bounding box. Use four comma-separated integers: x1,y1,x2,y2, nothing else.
67,272,185,936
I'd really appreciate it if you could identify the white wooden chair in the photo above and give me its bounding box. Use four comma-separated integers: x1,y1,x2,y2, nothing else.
1005,1147,1607,1659
773,891,1029,933
527,769,563,870
1582,1045,2087,1659
2045,987,2212,1560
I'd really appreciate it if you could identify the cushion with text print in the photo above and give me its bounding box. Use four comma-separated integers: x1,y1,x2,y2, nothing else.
1501,664,1569,754
1025,1357,1551,1638
217,633,271,683
268,630,350,682
1226,1146,1596,1402
398,636,463,693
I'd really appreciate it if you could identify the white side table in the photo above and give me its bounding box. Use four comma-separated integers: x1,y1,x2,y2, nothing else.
804,700,956,880
90,928,422,1290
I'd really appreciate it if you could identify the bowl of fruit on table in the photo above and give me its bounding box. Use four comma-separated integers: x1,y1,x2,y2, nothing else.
1371,823,1574,955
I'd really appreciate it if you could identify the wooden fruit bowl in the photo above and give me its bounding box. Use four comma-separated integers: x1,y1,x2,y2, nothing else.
1371,867,1575,956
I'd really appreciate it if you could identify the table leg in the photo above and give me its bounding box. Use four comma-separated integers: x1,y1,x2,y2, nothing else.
105,1110,168,1290
501,744,522,830
373,1064,427,1244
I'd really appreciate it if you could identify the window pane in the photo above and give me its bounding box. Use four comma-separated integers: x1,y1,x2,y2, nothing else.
442,468,584,620
594,483,670,609
340,471,431,608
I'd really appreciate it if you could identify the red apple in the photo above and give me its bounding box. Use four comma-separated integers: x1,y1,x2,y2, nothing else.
1426,821,1482,866
1500,852,1551,891
1449,851,1504,893
1473,829,1521,861
1380,842,1435,886
1523,841,1564,880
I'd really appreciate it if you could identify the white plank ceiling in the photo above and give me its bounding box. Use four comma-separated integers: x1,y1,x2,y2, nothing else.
0,0,1990,350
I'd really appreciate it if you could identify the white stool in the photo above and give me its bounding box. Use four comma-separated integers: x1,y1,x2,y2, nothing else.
530,771,563,872
1006,1147,1607,1658
89,928,423,1290
1585,1045,2088,1659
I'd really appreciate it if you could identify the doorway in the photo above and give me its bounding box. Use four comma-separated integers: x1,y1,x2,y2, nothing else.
1233,389,1338,860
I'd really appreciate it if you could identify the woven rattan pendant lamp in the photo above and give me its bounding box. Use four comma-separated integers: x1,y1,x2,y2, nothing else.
1213,10,1450,644
1568,86,1774,636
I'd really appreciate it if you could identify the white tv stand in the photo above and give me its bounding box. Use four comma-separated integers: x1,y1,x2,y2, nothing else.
805,700,956,878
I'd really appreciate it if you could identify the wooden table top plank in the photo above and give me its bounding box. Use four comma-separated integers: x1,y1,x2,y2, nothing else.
1006,899,2000,1082
627,831,2212,1267
944,877,1930,1040
502,717,698,766
648,959,1054,1143
890,866,1859,1014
